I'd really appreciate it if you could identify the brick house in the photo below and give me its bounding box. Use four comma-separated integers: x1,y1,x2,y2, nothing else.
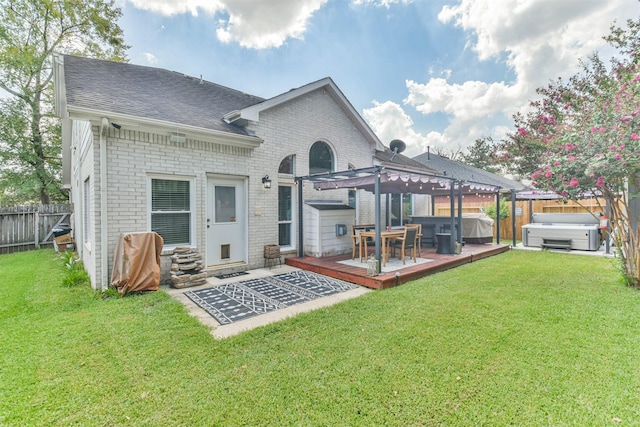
53,54,421,290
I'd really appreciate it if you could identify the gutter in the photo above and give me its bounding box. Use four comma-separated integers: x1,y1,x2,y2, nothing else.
68,106,263,149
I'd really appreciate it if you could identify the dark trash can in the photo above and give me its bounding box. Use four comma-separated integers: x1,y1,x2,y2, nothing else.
436,233,452,254
52,224,72,237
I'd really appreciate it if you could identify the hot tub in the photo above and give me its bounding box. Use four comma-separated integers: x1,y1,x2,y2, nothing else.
522,213,601,251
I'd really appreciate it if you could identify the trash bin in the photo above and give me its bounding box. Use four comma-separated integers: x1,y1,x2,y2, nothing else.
52,224,72,237
436,233,452,254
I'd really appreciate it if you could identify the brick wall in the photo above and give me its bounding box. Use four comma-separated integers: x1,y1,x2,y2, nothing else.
77,85,378,288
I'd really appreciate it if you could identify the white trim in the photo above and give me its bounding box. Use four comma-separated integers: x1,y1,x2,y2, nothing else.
278,184,296,252
61,118,71,188
231,77,385,151
205,175,249,266
67,106,264,149
99,118,109,290
309,140,336,175
147,174,197,249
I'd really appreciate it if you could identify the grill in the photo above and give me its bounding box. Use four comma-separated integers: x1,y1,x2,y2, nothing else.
522,213,601,251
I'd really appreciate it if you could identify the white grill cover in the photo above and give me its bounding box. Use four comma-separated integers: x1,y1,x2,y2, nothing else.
461,214,494,243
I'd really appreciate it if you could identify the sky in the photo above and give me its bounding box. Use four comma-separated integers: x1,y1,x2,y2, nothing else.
115,0,639,158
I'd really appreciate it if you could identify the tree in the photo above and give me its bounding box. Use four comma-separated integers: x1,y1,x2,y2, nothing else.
460,136,500,173
0,0,128,205
503,17,640,287
432,145,464,161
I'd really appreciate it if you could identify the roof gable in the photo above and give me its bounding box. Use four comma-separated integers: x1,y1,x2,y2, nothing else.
227,77,385,151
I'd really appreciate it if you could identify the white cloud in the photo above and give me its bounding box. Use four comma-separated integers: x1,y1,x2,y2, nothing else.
362,100,430,157
143,52,158,64
400,0,637,152
353,0,413,8
404,78,525,118
126,0,224,17
216,0,327,49
363,99,514,158
126,0,327,49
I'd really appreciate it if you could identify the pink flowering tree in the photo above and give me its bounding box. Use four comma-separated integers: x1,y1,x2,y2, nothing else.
501,18,640,287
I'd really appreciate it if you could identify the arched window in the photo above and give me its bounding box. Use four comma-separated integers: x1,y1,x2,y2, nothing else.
309,141,334,175
278,155,295,175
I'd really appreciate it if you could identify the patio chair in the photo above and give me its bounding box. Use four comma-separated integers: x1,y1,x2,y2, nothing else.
405,223,422,257
388,226,418,265
351,226,370,261
422,223,436,248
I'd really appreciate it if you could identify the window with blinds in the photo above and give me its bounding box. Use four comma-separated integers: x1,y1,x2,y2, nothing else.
151,178,191,245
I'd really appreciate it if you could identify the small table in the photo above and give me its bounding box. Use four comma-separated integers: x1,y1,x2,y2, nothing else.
359,230,404,267
436,233,452,254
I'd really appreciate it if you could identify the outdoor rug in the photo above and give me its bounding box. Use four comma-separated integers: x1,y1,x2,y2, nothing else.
213,271,249,280
184,270,358,325
337,256,433,273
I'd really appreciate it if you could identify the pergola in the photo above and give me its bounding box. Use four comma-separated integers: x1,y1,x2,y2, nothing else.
295,165,509,274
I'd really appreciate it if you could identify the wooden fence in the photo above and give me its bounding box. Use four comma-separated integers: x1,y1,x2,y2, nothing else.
435,198,605,241
0,204,73,255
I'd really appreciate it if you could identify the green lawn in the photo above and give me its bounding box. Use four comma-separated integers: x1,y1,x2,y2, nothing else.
1,249,639,426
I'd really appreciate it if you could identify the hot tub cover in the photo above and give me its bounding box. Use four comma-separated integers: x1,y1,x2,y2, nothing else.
111,232,163,296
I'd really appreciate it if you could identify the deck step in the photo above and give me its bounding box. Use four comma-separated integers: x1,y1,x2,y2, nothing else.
541,238,571,250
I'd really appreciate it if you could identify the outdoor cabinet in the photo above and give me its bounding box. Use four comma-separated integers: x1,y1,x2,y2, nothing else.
304,201,355,257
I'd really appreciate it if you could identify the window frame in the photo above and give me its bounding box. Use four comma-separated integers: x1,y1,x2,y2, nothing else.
147,174,196,248
348,189,359,223
390,193,413,226
308,140,335,175
278,184,296,251
278,154,296,175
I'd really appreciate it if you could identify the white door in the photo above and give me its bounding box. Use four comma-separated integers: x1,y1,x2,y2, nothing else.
207,176,247,266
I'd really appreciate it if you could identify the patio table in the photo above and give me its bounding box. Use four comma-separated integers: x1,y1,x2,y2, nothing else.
359,229,405,267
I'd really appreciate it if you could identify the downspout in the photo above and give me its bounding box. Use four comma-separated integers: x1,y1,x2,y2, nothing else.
100,118,109,290
297,177,304,258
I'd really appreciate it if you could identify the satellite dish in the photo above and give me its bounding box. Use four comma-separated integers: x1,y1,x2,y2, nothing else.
389,139,406,154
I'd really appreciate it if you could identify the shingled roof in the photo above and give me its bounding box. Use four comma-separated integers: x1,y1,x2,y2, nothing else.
61,55,265,136
413,152,524,190
374,149,439,174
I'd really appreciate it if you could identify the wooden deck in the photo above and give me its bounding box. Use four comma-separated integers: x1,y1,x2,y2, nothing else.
285,243,511,290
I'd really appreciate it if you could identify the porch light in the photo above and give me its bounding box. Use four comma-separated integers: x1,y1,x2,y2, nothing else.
262,175,272,189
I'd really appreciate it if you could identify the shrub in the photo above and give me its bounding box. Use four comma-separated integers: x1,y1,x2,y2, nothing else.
60,250,90,287
485,202,510,220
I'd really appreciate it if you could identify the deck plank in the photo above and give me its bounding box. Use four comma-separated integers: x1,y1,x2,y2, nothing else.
285,243,511,290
